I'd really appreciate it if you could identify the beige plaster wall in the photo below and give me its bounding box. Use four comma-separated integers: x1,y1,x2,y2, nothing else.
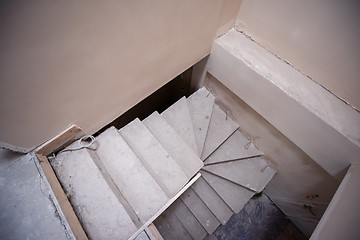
235,0,360,110
0,0,242,151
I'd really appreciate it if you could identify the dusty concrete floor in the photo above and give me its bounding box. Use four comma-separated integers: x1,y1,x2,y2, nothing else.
211,194,307,240
0,149,73,240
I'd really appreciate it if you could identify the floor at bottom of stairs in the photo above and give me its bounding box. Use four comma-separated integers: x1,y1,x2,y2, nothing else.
209,194,307,240
0,149,73,240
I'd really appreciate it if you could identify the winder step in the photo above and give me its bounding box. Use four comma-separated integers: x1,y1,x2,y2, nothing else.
162,97,199,156
201,104,238,161
203,157,276,193
205,130,262,165
187,87,215,156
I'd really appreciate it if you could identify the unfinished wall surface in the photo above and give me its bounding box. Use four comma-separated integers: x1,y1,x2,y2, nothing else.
235,0,360,110
207,29,360,181
205,74,339,237
0,0,242,151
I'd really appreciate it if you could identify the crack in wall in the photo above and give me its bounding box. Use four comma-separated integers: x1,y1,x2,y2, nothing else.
233,26,360,114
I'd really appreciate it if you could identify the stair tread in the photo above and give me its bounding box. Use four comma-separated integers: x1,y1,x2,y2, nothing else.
187,87,215,157
143,111,203,178
201,170,255,213
162,97,200,156
205,130,262,165
96,127,169,223
180,188,220,234
53,147,137,240
154,208,193,240
171,200,208,240
191,176,233,225
120,119,188,197
201,104,238,160
134,230,150,240
203,157,276,192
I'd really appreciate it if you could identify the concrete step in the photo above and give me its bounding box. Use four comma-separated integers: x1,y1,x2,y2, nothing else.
154,207,193,240
204,130,262,165
96,127,169,223
203,157,276,193
120,119,188,197
143,111,203,179
134,230,151,240
53,146,137,240
187,87,215,157
201,104,238,161
171,200,208,240
162,97,199,156
180,188,220,234
201,170,255,213
191,176,233,225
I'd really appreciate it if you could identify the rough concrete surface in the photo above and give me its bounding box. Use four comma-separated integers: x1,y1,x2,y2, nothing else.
212,194,307,240
0,149,71,240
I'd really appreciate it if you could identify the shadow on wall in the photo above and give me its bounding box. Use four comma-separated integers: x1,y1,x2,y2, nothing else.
95,67,194,135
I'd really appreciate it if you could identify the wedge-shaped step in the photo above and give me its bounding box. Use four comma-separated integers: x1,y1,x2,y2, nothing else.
203,157,276,192
120,119,188,197
154,208,193,240
201,104,238,160
96,127,169,223
187,87,215,156
191,176,233,225
53,148,137,240
171,199,208,240
201,170,255,213
162,97,199,156
143,112,203,178
180,188,220,234
205,130,262,165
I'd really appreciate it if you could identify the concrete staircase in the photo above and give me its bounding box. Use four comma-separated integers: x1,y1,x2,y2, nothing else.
50,87,276,240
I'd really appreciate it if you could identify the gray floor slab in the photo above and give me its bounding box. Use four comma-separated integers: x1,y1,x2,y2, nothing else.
120,119,188,197
162,97,199,156
96,127,169,223
187,87,215,157
191,176,233,225
0,150,72,240
53,147,137,240
203,157,276,192
154,208,193,240
212,193,307,240
143,112,203,179
180,188,220,234
201,170,255,213
201,104,238,161
205,130,262,165
171,199,208,240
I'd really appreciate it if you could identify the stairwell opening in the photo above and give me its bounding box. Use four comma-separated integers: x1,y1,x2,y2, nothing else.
44,59,307,240
95,67,194,136
86,64,307,239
